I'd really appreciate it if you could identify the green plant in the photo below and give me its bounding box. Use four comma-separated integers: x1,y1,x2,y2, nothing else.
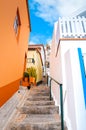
27,67,37,81
23,71,29,78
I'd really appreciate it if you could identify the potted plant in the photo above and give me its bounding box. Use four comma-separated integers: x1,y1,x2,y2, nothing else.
27,67,37,85
23,71,29,82
22,71,31,88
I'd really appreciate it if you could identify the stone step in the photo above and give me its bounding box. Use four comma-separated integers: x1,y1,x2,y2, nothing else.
24,100,55,106
2,86,68,130
30,87,50,93
27,96,50,101
18,105,59,114
6,113,67,130
30,90,50,94
29,91,50,96
6,113,62,130
31,86,50,90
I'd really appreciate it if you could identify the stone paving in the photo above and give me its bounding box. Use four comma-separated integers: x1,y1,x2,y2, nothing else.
0,84,67,130
0,86,29,130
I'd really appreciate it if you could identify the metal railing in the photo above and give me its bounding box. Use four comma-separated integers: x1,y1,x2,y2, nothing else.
47,75,64,130
57,16,86,39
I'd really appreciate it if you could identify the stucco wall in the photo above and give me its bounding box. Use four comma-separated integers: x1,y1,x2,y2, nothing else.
0,0,30,106
50,44,62,106
26,50,42,83
50,39,86,130
64,48,86,130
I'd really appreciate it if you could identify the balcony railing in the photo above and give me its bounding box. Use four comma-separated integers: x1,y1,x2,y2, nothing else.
57,16,86,39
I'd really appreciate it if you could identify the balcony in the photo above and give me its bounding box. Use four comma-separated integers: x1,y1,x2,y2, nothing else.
56,16,86,44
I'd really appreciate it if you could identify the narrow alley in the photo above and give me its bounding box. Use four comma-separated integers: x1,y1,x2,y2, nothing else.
0,82,67,130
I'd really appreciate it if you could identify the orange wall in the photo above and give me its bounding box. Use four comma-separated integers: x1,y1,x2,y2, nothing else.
0,79,20,106
0,0,30,106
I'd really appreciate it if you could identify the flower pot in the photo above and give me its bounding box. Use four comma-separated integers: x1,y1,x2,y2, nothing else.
30,77,36,85
24,77,29,82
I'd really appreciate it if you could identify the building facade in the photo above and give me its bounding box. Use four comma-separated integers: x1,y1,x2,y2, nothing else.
45,43,51,75
26,44,45,84
50,16,86,130
0,0,31,106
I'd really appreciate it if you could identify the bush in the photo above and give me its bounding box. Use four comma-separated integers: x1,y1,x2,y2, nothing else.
23,71,29,78
27,67,37,81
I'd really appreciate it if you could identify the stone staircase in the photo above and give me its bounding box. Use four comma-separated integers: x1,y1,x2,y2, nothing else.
2,85,67,130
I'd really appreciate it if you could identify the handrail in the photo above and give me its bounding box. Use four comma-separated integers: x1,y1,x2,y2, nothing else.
47,75,64,130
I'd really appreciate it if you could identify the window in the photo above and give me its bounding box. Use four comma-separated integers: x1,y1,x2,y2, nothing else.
27,58,35,64
46,61,50,68
14,8,21,36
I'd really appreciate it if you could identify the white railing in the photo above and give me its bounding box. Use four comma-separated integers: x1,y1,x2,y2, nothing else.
57,16,86,39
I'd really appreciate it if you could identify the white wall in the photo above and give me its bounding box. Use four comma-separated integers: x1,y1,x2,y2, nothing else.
50,26,62,106
64,49,77,130
60,40,86,96
50,39,86,130
64,48,86,130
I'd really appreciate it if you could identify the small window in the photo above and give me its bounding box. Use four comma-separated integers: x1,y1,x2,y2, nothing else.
46,61,50,68
14,8,21,36
27,58,35,64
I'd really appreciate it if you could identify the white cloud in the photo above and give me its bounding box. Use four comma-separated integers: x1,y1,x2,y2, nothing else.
30,0,86,24
29,34,41,44
58,0,86,16
29,33,52,45
29,41,36,45
30,0,58,24
46,38,52,44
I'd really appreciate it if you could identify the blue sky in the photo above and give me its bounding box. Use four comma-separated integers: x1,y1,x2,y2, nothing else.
28,0,85,45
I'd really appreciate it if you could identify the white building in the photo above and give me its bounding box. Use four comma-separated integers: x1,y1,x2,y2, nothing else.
45,43,51,75
50,9,86,130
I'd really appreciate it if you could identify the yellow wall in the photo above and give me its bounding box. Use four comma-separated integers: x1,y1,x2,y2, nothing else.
36,51,43,83
0,0,30,106
26,50,42,83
